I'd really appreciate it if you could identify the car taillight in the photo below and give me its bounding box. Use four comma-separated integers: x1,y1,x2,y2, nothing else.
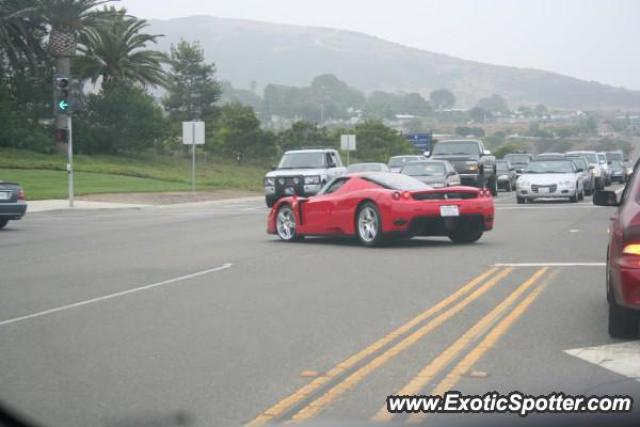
392,191,401,200
622,244,640,256
402,191,411,200
18,190,25,200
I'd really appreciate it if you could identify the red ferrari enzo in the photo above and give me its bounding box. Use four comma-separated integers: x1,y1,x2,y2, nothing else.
267,173,494,246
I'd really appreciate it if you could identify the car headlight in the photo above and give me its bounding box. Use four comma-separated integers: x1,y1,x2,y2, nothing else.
592,168,601,177
465,161,479,171
264,177,274,186
304,176,321,185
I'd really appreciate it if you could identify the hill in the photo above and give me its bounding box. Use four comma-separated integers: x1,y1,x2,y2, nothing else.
148,15,640,110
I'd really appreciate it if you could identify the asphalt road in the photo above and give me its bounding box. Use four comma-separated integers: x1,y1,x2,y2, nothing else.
1,187,639,427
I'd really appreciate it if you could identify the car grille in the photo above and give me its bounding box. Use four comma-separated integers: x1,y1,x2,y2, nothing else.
531,184,557,193
412,192,477,200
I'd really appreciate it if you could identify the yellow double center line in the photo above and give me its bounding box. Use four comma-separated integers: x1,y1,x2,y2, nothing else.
373,268,555,424
247,267,512,426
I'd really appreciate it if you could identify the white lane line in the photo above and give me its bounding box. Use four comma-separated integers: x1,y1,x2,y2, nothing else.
493,262,605,267
496,206,598,210
569,229,580,233
565,342,640,383
0,263,233,327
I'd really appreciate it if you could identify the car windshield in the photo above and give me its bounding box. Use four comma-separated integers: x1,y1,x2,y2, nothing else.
524,160,575,174
568,152,598,163
496,162,510,172
388,156,421,167
607,152,623,162
568,158,587,170
278,152,326,169
363,173,430,190
402,163,446,176
504,154,530,164
432,141,480,156
347,163,386,173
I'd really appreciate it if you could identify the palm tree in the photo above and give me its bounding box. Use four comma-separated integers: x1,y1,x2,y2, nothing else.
75,7,169,88
0,0,46,68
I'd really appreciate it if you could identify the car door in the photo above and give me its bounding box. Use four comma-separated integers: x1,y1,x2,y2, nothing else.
301,177,349,234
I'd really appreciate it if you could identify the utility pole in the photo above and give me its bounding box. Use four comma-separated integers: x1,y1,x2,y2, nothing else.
67,116,74,207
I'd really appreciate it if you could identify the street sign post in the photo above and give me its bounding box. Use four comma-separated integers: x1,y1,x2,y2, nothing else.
340,134,356,166
182,121,205,191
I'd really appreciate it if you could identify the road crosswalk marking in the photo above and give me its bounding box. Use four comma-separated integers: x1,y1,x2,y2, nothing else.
564,342,640,382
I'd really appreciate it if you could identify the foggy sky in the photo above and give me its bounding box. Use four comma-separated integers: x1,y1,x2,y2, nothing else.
120,0,640,91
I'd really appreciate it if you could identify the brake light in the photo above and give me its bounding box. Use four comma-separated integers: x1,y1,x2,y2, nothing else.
622,244,640,256
402,191,411,200
18,190,25,200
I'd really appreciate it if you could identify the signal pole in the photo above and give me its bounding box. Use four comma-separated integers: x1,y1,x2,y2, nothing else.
67,116,74,207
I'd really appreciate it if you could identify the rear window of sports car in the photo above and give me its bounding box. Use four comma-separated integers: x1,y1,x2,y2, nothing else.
362,174,430,191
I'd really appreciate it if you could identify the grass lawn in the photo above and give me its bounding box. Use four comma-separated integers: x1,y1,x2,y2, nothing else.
2,169,193,200
0,148,268,199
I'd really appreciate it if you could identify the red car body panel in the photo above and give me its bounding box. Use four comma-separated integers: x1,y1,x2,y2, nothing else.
607,171,640,310
267,175,494,238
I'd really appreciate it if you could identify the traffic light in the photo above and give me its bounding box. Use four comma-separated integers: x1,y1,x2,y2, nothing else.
54,128,68,143
54,77,71,114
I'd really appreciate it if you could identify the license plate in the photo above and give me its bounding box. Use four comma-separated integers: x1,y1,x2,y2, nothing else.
0,191,10,200
538,187,549,194
440,205,460,217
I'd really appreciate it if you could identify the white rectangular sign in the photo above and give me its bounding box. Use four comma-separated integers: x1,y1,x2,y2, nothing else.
340,134,356,151
182,121,205,145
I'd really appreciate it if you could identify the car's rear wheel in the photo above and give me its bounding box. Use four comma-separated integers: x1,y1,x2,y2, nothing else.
448,220,484,244
0,219,8,230
608,300,639,339
275,205,302,242
517,196,525,204
356,202,383,247
578,188,585,201
569,191,578,203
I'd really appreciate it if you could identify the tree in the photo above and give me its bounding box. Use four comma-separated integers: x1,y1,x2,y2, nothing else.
468,106,491,123
429,89,455,110
276,121,333,152
353,121,414,162
455,126,485,138
476,94,508,113
75,7,169,88
212,103,276,159
40,0,117,139
0,0,46,68
401,93,432,116
75,81,170,154
163,40,222,122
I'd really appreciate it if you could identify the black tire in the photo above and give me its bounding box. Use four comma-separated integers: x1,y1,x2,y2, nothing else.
266,196,276,208
489,175,498,197
578,189,584,201
355,202,384,247
569,189,578,203
447,220,484,244
275,205,303,242
0,219,8,230
608,300,638,339
517,196,525,204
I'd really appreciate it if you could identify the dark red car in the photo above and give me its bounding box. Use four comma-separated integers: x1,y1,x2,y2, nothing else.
267,173,494,246
594,160,640,338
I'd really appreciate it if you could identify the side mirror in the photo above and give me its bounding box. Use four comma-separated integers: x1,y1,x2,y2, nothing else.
576,168,584,172
447,171,457,177
482,150,492,156
424,151,431,157
593,190,619,207
588,165,595,170
270,165,277,171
